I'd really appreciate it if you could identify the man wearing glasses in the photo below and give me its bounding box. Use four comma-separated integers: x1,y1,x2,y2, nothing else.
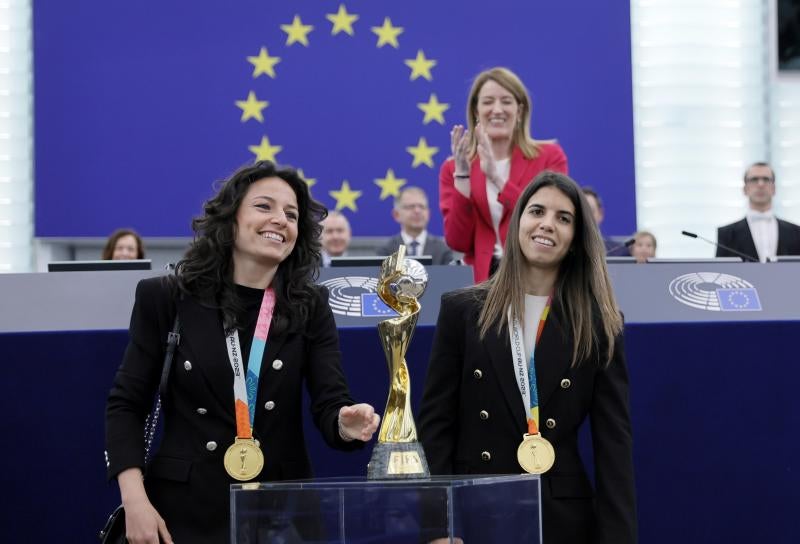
716,162,800,262
378,186,454,265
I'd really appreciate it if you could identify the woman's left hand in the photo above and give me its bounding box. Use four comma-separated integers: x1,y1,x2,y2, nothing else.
338,404,381,442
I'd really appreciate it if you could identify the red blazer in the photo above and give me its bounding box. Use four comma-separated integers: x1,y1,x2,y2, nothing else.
439,143,568,282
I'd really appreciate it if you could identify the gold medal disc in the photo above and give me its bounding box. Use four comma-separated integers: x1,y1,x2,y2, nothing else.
516,433,555,474
223,437,264,481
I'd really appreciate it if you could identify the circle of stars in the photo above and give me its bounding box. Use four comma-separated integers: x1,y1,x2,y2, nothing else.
237,4,449,213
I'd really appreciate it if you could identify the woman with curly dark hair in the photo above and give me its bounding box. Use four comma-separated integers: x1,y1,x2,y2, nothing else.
105,161,380,544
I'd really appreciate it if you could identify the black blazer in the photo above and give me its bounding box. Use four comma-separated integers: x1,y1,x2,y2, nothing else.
419,289,637,544
378,233,454,265
105,277,360,543
716,217,800,261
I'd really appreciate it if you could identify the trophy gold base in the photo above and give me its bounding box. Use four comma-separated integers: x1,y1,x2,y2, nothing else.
367,441,430,480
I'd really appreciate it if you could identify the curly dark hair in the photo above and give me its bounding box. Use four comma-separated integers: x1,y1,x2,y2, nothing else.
174,161,327,335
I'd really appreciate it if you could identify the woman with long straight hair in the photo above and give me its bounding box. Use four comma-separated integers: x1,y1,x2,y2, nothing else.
420,171,636,543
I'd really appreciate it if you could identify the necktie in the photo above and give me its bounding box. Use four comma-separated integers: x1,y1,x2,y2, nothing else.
409,240,419,256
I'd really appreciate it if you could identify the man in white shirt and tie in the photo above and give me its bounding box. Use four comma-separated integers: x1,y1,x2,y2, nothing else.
377,186,453,265
716,162,800,262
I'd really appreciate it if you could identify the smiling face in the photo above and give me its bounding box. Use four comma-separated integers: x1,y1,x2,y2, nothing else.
112,234,139,260
233,176,299,275
518,186,576,272
475,79,520,144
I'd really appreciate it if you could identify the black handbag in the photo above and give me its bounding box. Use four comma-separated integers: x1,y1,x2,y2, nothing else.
98,315,181,543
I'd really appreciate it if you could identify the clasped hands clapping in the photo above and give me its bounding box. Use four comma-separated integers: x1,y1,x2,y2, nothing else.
450,123,505,192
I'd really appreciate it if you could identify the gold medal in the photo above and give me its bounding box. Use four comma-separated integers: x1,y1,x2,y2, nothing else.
516,433,555,474
223,437,264,481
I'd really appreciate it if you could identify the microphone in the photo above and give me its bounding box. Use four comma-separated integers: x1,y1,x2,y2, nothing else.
606,238,635,255
681,231,758,262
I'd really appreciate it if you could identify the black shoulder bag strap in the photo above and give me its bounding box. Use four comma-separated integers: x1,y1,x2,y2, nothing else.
98,313,181,543
143,313,181,465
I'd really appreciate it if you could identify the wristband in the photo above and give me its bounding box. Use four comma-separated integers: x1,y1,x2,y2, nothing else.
338,417,355,442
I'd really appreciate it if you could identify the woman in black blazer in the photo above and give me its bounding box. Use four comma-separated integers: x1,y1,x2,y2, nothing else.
105,161,380,544
419,171,636,544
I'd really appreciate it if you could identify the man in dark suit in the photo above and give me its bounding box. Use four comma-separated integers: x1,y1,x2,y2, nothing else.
582,186,631,256
378,186,454,264
717,162,800,262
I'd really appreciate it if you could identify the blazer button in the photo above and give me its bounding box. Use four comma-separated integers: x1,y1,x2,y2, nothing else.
481,451,491,462
264,401,276,411
183,360,192,371
545,418,556,429
560,378,572,389
206,441,217,451
473,369,483,379
272,359,283,370
479,410,489,420
196,407,207,415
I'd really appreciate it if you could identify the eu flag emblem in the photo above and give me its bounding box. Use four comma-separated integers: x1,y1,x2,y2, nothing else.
716,288,762,311
361,293,397,317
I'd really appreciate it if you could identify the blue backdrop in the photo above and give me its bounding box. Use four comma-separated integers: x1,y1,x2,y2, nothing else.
33,0,635,238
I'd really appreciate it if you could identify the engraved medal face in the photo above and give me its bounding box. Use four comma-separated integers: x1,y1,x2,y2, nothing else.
516,434,556,474
224,437,264,481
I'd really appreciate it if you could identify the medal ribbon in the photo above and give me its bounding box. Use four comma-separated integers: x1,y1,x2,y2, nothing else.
510,295,552,436
224,288,276,440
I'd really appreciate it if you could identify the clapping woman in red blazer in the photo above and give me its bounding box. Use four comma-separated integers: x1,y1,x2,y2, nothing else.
441,67,568,282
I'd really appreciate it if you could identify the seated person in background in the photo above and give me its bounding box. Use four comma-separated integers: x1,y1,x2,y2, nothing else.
320,210,351,267
630,230,657,263
582,187,630,256
378,186,454,264
717,162,800,262
102,228,145,260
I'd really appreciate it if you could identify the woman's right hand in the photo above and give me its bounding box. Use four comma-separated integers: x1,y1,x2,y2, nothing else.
118,468,173,544
450,124,471,176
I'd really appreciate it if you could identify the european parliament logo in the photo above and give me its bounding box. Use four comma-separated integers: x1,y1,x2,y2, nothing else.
320,276,397,317
668,272,763,312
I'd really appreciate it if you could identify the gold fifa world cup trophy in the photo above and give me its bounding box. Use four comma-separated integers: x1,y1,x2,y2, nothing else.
367,245,430,479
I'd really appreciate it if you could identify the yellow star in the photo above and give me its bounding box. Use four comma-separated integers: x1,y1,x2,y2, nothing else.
326,4,358,36
329,180,362,212
371,17,404,48
417,94,450,125
247,47,281,79
235,91,269,123
248,136,283,162
406,137,439,168
404,50,437,81
298,169,316,188
374,169,407,200
281,15,314,47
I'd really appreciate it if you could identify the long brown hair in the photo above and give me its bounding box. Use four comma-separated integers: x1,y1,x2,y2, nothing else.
465,67,549,160
478,171,623,366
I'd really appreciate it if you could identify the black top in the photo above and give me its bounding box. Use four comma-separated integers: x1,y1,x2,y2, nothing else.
233,284,266,370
